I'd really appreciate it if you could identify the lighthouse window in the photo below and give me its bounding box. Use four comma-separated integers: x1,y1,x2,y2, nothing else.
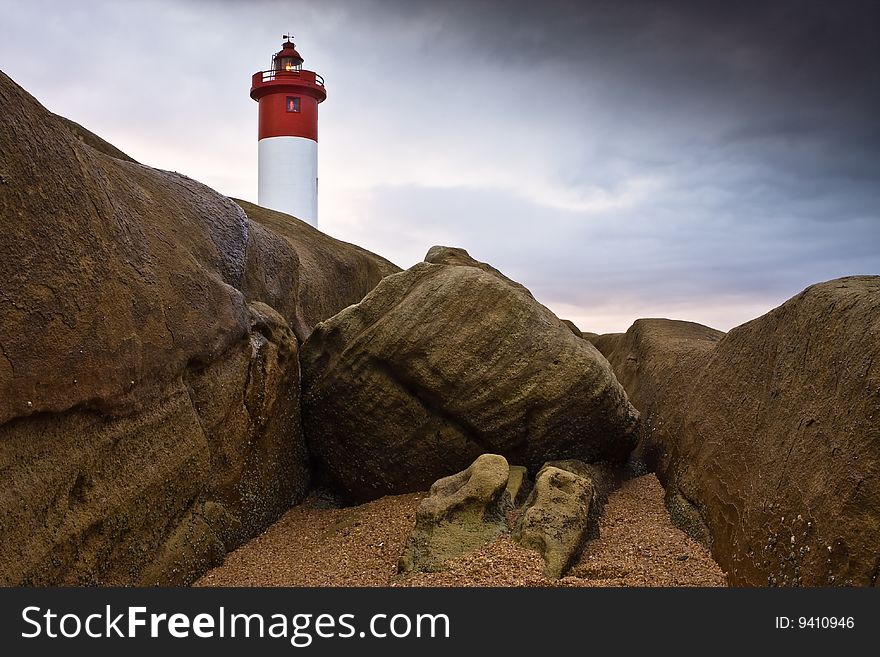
286,96,301,113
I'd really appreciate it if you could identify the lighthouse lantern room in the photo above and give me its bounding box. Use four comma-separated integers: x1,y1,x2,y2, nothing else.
250,36,327,226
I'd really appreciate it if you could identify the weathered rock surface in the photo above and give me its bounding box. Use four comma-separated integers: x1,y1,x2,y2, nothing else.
597,280,880,586
1,302,306,585
561,319,582,337
424,246,583,339
505,465,530,507
424,245,529,295
594,319,724,474
239,200,399,342
0,70,394,584
399,454,512,573
581,331,600,343
541,459,622,538
56,115,138,164
588,331,624,355
301,260,640,501
514,465,594,578
592,320,723,420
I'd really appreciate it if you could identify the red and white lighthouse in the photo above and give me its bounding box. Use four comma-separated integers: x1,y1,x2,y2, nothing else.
250,36,327,227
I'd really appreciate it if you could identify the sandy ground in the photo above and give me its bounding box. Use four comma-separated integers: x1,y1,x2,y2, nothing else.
195,474,726,587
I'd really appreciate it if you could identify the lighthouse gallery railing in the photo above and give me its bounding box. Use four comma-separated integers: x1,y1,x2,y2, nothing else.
253,70,325,86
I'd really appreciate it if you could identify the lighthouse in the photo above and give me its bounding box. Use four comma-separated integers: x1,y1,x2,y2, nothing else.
250,36,327,226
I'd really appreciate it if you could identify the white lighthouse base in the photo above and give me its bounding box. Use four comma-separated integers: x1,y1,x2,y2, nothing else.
258,136,318,226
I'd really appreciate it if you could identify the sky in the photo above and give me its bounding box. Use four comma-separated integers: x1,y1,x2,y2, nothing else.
2,0,878,333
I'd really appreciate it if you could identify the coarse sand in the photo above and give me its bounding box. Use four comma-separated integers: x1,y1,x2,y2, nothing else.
194,474,726,587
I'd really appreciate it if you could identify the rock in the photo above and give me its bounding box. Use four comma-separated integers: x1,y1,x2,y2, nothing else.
56,115,138,163
581,331,600,343
592,320,723,422
0,302,307,585
561,319,582,337
301,261,640,501
513,465,594,578
138,502,236,586
543,459,617,502
594,319,724,470
542,458,601,481
424,245,529,295
1,70,247,426
239,200,399,342
540,459,624,541
600,279,880,586
0,70,394,585
424,245,579,339
399,454,511,573
505,465,530,507
588,331,624,355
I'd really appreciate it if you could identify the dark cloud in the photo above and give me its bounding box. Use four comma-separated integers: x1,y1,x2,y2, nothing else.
357,0,880,169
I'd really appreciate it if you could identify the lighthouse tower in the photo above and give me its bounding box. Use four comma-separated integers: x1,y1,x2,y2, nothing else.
250,36,327,226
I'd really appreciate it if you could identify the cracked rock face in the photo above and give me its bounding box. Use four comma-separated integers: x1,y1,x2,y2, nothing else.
300,260,639,502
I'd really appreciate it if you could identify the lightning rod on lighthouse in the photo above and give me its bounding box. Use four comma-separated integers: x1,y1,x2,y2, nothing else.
250,36,327,227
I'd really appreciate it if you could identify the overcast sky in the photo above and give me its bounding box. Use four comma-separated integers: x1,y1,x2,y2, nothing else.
2,0,878,332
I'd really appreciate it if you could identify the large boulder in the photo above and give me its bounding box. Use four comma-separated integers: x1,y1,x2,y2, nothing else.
399,454,513,573
513,464,594,578
0,69,394,584
300,260,640,501
599,279,880,586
